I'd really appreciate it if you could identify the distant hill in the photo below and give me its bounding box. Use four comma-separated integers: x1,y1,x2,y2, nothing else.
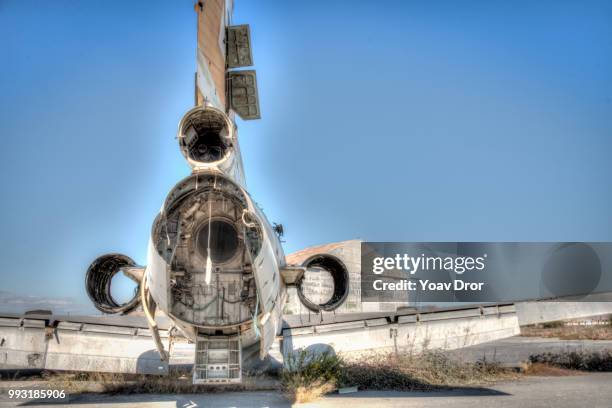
0,290,98,315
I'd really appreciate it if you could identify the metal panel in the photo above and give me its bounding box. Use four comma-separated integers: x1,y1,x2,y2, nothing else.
365,318,389,327
285,326,315,336
22,319,46,329
81,324,137,336
419,308,482,322
195,0,228,108
282,309,521,358
226,25,253,68
227,70,261,120
398,314,417,324
516,300,612,326
315,321,365,334
56,322,83,331
0,326,47,369
482,304,516,316
0,315,172,374
193,335,241,384
45,329,168,375
0,317,21,327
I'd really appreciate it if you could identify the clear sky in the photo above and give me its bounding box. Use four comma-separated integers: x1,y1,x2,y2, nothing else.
0,0,611,306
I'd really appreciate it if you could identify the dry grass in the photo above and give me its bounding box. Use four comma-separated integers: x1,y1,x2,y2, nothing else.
340,351,518,391
522,362,581,377
281,350,343,403
41,371,123,394
16,348,610,403
282,348,612,403
290,381,336,404
529,350,612,371
280,349,518,403
36,370,278,395
521,324,612,340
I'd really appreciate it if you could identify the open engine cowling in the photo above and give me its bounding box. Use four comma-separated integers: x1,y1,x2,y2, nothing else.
296,254,349,312
177,106,234,166
85,253,141,314
150,173,264,328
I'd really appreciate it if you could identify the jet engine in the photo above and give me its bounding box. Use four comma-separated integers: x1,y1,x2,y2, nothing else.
296,254,350,312
85,253,142,314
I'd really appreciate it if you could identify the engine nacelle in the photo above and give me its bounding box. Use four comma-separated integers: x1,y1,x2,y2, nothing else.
296,254,350,312
177,105,247,186
85,253,142,314
178,106,233,165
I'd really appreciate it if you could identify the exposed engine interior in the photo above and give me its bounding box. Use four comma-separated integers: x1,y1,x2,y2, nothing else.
152,174,263,328
85,253,141,314
297,254,349,312
179,107,232,163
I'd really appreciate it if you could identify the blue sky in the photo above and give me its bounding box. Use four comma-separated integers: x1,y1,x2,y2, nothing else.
0,0,611,306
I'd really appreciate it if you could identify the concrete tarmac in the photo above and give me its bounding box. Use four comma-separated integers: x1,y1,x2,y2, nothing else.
1,373,611,408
